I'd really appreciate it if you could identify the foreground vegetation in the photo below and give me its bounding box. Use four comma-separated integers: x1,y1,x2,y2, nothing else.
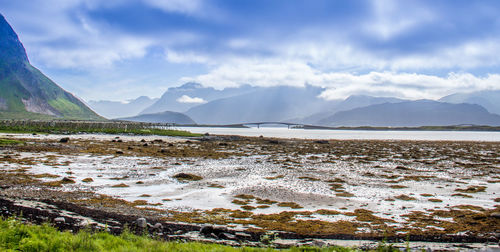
0,120,201,137
0,218,374,252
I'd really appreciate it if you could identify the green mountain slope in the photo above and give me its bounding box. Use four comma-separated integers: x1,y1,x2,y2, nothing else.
0,13,101,120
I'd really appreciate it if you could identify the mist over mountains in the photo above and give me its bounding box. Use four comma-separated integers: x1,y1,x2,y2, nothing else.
88,96,158,119
87,81,500,127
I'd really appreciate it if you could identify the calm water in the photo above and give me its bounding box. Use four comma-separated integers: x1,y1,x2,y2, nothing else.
177,126,500,141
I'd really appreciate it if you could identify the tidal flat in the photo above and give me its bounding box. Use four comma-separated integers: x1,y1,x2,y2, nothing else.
0,132,499,249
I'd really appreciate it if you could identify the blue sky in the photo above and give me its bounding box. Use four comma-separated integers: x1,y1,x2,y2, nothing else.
1,0,500,101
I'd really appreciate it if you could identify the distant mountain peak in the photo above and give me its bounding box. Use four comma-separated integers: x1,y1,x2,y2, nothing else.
178,82,203,90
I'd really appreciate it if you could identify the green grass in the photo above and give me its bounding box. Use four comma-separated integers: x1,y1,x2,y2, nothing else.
0,138,23,145
0,120,202,137
0,217,362,252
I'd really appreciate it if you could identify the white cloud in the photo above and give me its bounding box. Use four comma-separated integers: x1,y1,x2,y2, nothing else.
143,0,202,14
166,50,210,64
181,59,500,100
176,95,207,104
35,36,152,68
365,0,435,40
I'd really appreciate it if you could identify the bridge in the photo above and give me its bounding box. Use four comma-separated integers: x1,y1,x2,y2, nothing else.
232,122,304,129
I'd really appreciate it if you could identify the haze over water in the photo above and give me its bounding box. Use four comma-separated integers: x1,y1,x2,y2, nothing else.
178,127,500,141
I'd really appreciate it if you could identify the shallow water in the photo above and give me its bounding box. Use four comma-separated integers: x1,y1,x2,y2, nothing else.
178,127,500,141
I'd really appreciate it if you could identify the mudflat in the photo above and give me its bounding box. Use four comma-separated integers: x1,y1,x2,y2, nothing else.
0,133,499,249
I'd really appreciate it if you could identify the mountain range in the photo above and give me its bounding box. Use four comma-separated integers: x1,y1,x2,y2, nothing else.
0,14,100,120
140,82,258,115
318,100,500,127
439,90,500,115
90,82,500,126
88,96,158,119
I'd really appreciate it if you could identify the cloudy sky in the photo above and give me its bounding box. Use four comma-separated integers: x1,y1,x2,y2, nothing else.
1,0,500,101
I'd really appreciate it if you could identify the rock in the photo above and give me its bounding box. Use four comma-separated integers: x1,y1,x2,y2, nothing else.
136,218,147,228
204,132,210,136
59,137,69,143
314,140,329,144
235,232,252,239
153,223,163,230
127,146,133,150
200,225,215,236
116,151,124,154
140,139,146,142
268,140,280,144
173,173,203,181
143,143,148,147
54,217,65,223
490,212,500,218
61,177,76,184
200,225,226,238
306,240,326,247
219,232,236,240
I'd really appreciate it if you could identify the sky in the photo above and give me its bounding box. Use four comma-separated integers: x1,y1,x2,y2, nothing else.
1,0,500,102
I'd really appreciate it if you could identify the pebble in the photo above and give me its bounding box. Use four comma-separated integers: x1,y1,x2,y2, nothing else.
54,217,65,223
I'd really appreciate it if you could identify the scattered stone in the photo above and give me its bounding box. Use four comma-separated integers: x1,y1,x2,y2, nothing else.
59,137,70,143
54,217,65,223
82,178,94,183
490,212,500,218
115,151,124,154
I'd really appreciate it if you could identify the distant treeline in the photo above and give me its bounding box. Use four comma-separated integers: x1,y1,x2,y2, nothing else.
0,120,200,137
